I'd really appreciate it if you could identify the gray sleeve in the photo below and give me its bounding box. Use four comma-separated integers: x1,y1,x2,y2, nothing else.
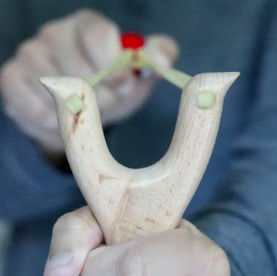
192,6,277,276
0,97,84,223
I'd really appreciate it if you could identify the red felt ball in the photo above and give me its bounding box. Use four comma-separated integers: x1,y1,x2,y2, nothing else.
121,32,145,50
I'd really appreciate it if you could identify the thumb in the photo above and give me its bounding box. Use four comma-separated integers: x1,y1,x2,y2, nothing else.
143,34,180,79
100,34,180,125
116,34,179,116
43,207,103,276
131,34,179,102
78,11,131,83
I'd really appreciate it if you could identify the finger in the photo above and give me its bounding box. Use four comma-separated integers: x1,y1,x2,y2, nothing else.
78,11,122,70
0,61,58,130
100,78,155,126
144,34,179,70
102,34,180,122
83,219,229,276
1,61,51,123
133,34,179,97
81,223,207,276
128,34,180,103
0,60,64,151
44,206,103,276
82,244,128,276
16,39,60,77
38,11,95,77
78,11,135,91
15,39,60,104
94,84,118,118
80,222,193,276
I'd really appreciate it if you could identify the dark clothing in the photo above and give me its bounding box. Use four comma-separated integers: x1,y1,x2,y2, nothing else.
1,0,277,275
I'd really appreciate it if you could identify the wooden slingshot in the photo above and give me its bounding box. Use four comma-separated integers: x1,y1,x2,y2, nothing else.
40,46,239,245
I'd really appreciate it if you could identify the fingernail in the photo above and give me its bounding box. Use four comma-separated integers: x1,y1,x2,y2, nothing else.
144,41,171,69
145,36,179,62
45,252,73,270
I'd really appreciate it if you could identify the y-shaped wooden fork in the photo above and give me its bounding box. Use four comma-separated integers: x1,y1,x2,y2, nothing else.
40,72,239,245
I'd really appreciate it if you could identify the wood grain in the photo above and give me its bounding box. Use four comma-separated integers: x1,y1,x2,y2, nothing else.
40,72,239,245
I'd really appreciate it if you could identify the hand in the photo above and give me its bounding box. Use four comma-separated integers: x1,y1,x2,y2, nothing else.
0,9,178,154
44,206,230,276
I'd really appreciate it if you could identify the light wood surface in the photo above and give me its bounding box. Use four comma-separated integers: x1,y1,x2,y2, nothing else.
40,72,239,245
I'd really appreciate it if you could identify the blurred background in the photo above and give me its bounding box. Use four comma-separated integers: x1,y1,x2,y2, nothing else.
1,1,277,275
0,222,11,276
